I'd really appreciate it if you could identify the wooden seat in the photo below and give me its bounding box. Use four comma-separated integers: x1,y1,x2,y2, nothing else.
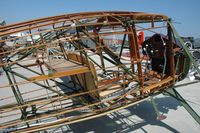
28,59,90,81
46,59,88,73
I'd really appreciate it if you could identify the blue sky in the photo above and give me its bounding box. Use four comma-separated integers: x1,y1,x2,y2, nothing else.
1,0,200,38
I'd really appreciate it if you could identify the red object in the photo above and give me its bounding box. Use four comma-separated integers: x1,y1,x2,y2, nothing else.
157,114,167,120
137,31,144,45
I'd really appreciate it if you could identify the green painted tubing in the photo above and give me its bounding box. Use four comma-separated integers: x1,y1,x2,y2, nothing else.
150,96,161,118
164,88,200,125
168,21,200,76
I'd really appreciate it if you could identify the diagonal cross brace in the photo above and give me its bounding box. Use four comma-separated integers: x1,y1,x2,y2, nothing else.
163,88,200,125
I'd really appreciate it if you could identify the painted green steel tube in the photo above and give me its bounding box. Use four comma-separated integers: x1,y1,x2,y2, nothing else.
168,21,200,76
164,88,200,125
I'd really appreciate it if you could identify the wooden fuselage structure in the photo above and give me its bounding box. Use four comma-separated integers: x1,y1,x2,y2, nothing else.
0,11,190,132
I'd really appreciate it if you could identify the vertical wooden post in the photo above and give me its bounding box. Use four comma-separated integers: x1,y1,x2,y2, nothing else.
168,23,175,83
128,22,144,89
93,28,106,73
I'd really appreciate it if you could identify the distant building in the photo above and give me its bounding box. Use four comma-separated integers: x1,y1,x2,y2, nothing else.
194,38,200,49
0,20,6,47
0,20,6,26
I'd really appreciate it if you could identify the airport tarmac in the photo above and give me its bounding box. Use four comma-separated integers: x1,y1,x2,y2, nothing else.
64,78,200,133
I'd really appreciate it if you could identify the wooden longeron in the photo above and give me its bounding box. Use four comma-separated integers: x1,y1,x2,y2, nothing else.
0,11,190,132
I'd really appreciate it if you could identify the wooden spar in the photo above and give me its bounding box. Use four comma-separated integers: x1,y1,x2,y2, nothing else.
1,11,191,132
